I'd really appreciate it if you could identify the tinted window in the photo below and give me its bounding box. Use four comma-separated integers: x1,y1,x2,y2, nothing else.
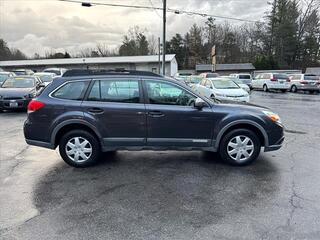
239,75,251,79
53,81,89,100
88,80,140,103
274,74,288,79
146,81,196,106
206,73,219,78
304,75,318,80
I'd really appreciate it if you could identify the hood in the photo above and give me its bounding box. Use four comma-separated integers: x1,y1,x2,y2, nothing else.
0,88,34,98
217,99,269,112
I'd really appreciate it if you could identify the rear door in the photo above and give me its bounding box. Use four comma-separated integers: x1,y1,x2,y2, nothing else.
143,79,213,147
82,77,146,147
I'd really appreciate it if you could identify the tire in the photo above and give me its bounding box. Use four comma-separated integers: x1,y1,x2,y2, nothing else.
281,89,287,93
309,90,315,94
59,130,101,167
219,129,261,166
291,85,297,93
0,108,3,113
263,84,269,92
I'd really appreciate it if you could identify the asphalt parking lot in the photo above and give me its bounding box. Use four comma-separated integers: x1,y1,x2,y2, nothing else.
0,91,320,240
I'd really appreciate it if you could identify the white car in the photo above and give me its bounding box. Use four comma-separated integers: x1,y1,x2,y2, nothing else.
220,76,250,93
43,68,67,77
252,73,290,92
229,73,252,88
34,72,57,86
0,72,16,85
288,74,320,93
192,78,250,102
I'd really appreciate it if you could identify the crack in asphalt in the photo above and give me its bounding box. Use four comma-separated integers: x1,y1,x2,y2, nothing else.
5,145,30,178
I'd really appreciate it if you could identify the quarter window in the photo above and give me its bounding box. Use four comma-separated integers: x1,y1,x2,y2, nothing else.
53,81,89,100
146,81,196,106
87,80,140,103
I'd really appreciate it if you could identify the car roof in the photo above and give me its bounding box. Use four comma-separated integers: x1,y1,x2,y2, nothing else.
62,69,161,77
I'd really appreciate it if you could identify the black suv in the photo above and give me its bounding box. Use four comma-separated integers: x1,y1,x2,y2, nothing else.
24,70,284,167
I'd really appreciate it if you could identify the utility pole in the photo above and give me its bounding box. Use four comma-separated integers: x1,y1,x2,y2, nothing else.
162,0,166,76
158,37,161,74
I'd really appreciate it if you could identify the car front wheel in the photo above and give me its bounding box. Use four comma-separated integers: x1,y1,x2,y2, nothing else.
219,129,261,166
59,130,101,167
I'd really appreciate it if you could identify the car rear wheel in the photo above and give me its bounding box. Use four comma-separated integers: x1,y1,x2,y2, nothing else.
59,130,101,167
219,129,261,166
291,85,297,93
263,84,269,92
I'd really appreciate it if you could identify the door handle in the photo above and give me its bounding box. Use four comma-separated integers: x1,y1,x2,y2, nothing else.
88,107,104,114
148,111,165,118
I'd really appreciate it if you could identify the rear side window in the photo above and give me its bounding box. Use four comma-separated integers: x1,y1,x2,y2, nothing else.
274,74,288,79
239,75,251,79
304,75,318,80
87,80,140,103
53,81,89,100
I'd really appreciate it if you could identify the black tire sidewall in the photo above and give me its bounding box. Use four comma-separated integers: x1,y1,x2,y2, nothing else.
59,130,101,167
291,85,297,92
263,85,268,92
219,129,261,166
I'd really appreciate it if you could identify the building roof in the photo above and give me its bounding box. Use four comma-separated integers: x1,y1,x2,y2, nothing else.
196,63,255,71
306,67,320,75
0,55,176,67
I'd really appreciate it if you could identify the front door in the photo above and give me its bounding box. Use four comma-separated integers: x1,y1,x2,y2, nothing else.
82,78,146,147
143,79,214,147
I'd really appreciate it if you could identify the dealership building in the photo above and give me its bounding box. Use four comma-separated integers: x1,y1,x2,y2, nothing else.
0,54,178,76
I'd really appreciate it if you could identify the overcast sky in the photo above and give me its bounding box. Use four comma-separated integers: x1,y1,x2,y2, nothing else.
0,0,270,57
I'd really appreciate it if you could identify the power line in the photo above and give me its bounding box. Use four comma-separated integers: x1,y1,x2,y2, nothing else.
59,0,260,23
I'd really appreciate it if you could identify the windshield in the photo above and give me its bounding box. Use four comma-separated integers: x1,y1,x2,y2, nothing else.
304,75,318,81
44,70,60,75
212,80,240,89
38,75,53,82
2,77,35,88
239,75,251,79
186,76,203,84
13,71,25,76
206,73,219,78
0,74,9,83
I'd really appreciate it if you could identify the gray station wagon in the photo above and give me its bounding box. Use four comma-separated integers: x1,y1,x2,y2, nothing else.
24,70,284,167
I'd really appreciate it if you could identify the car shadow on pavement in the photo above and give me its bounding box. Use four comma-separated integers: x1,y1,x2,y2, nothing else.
33,151,280,237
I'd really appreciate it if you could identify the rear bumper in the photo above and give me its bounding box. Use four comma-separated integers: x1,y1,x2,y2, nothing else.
25,139,55,149
0,99,30,109
297,85,319,91
268,83,290,90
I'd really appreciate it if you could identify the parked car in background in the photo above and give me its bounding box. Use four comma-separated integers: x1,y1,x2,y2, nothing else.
12,69,34,76
221,76,251,93
252,73,290,92
229,73,253,89
0,72,16,85
0,76,44,111
34,72,57,86
24,69,284,167
44,68,67,77
193,78,250,102
288,74,320,93
185,75,203,87
199,72,220,78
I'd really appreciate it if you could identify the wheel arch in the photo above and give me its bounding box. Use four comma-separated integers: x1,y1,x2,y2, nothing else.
214,120,268,150
51,120,102,148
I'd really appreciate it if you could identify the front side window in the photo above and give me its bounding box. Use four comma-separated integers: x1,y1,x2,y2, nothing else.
88,80,140,103
146,81,196,106
53,81,89,100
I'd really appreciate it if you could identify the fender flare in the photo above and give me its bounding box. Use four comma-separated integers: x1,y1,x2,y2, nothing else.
214,120,269,150
50,119,103,146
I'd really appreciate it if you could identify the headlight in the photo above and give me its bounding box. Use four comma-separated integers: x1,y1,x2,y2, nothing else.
263,110,281,123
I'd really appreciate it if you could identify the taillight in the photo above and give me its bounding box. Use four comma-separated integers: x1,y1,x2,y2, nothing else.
270,77,277,82
286,78,290,82
28,100,45,113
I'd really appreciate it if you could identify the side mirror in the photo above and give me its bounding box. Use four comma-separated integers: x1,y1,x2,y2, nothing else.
38,83,45,88
194,97,206,110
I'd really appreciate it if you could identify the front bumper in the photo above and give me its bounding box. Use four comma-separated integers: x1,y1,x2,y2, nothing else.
0,99,31,110
216,95,250,103
264,136,284,152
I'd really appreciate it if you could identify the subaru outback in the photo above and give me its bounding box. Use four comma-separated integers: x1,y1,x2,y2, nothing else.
24,70,284,167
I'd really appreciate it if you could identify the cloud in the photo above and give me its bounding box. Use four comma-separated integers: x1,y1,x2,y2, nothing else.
0,0,270,57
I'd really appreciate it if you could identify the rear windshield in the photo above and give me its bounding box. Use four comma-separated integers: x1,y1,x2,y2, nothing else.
239,75,251,79
212,80,239,89
13,71,25,76
2,77,35,88
304,75,318,80
274,74,288,79
38,75,53,82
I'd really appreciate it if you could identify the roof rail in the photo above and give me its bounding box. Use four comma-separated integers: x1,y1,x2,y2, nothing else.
62,69,161,77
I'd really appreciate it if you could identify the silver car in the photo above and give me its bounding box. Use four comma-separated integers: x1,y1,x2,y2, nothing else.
288,74,320,93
